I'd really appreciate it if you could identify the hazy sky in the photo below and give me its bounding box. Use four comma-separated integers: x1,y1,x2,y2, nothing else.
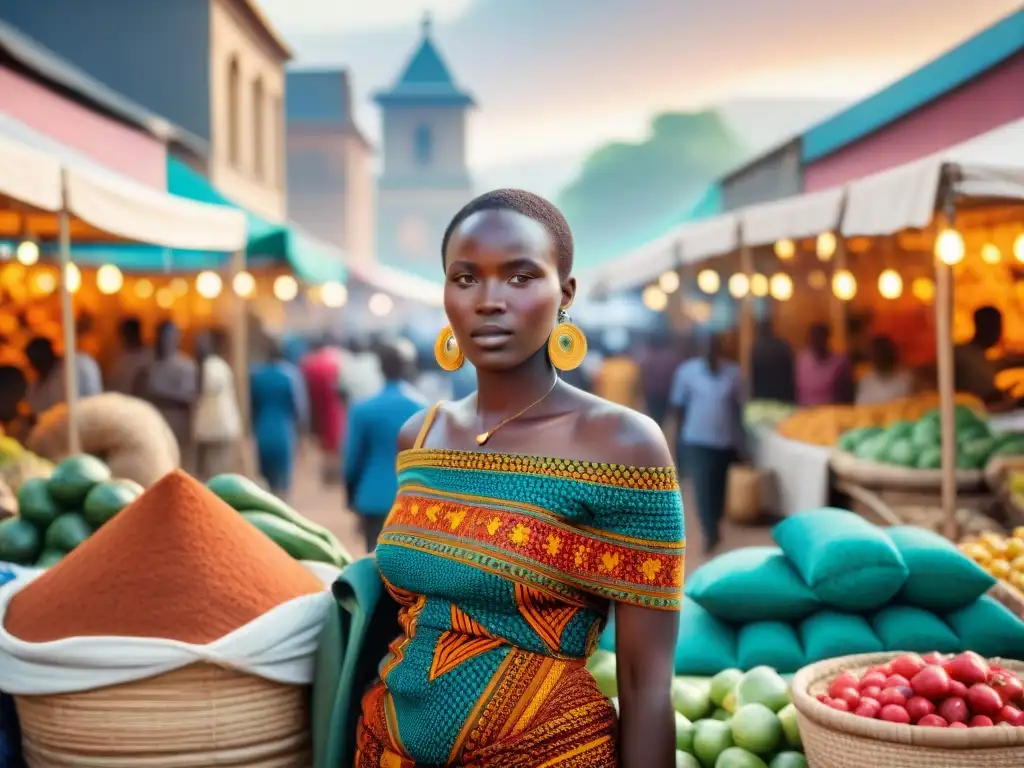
260,0,1020,190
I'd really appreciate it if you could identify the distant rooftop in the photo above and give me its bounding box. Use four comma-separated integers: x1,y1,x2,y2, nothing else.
374,13,475,108
287,69,354,126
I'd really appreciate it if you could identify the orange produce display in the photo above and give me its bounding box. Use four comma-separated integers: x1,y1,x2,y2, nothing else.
775,393,986,447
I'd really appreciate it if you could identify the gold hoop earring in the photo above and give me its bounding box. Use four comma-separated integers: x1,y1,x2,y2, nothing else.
434,325,464,371
548,309,587,371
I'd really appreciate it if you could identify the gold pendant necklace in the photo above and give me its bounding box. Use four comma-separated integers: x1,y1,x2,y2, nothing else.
476,377,559,446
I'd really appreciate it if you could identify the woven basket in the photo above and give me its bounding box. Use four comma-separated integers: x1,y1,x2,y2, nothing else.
792,652,1024,768
990,579,1024,620
725,465,764,523
15,663,310,768
830,450,985,492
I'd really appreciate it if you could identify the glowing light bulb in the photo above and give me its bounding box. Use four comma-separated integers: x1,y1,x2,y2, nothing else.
169,277,189,296
750,273,769,297
16,241,39,266
369,292,395,316
911,277,935,304
96,264,123,295
63,262,81,294
320,281,348,308
935,228,964,265
728,273,749,298
832,269,856,301
155,287,175,309
135,279,154,299
816,232,837,261
273,275,299,302
769,273,793,301
773,239,795,260
1014,233,1024,263
233,271,256,298
195,271,223,299
877,269,903,300
31,271,56,297
641,285,668,312
658,270,680,293
696,269,720,295
980,243,1001,265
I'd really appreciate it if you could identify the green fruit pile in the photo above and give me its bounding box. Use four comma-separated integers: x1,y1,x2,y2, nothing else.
206,474,352,568
0,454,141,568
588,652,807,768
838,406,1024,471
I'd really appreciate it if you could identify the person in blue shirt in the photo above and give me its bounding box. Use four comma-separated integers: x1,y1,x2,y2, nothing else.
664,331,745,554
250,340,308,497
343,339,427,552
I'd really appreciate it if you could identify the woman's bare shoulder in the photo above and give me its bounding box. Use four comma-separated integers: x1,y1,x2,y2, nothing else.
571,391,673,468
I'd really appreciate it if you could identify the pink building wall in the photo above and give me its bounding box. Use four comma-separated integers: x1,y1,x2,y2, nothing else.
0,65,167,188
804,52,1024,192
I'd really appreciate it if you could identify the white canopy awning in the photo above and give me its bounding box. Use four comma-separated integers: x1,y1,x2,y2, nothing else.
678,213,740,263
739,187,845,246
0,112,247,251
587,229,681,294
347,260,443,307
841,118,1024,236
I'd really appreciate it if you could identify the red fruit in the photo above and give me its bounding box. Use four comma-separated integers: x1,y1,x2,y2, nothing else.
868,663,894,677
922,652,948,665
949,721,969,729
991,672,1024,705
859,672,887,690
829,671,861,698
949,680,969,698
827,698,850,712
855,702,880,718
910,665,952,701
944,652,990,686
906,696,935,722
817,694,830,703
938,697,969,724
885,674,911,689
879,704,911,724
878,687,907,707
969,714,994,727
834,687,860,708
860,685,881,699
917,714,948,727
996,704,1023,726
891,653,926,680
966,684,1004,717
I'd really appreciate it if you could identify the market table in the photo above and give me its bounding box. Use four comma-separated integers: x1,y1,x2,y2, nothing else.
749,424,832,516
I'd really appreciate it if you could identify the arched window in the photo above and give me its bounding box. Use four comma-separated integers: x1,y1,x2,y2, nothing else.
414,124,432,166
253,77,265,180
227,56,240,168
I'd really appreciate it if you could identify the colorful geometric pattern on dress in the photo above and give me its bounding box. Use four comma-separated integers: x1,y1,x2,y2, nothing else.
382,488,684,610
397,447,678,490
429,605,504,681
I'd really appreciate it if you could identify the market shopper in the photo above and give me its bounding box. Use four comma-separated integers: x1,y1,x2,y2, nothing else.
192,329,242,479
342,339,425,553
751,319,795,403
665,331,744,554
108,317,153,395
354,190,683,768
134,321,198,470
25,336,103,415
954,306,1024,413
795,322,854,406
855,335,914,405
249,340,308,497
0,365,29,440
300,332,345,482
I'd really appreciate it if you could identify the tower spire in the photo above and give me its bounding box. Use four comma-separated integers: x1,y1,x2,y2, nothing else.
421,11,432,38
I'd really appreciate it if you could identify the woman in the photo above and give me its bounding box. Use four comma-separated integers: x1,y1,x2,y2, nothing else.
250,340,308,496
796,322,854,406
133,321,197,468
855,335,914,405
665,332,743,554
355,190,684,768
192,329,242,479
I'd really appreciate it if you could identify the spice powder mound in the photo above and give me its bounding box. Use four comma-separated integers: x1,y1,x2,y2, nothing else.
5,470,324,644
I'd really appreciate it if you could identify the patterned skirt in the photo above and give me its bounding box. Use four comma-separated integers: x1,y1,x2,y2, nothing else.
355,651,618,767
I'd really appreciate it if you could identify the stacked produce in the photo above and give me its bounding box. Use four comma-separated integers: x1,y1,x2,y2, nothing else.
836,405,1024,471
602,509,1024,678
959,529,1024,592
0,470,329,767
589,653,807,768
745,401,797,429
0,454,139,568
0,434,53,494
816,650,1024,727
207,473,351,567
776,393,984,447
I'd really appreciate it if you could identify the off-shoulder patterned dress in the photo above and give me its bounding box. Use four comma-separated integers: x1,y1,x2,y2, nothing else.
356,404,685,767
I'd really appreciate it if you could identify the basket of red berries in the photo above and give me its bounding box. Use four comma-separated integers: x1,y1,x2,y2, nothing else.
791,650,1024,767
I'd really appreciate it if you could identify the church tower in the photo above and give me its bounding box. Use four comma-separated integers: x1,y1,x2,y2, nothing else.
374,14,476,279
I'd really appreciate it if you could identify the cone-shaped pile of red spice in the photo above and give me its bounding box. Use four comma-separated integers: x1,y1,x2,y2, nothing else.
5,470,324,643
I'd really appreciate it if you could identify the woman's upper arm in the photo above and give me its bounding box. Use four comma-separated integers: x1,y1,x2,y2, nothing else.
615,602,680,687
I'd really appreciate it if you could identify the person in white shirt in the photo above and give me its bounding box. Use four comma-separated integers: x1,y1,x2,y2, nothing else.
337,336,384,405
192,329,242,479
856,335,914,406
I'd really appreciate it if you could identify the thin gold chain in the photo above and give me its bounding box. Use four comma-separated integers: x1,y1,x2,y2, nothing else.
475,376,559,446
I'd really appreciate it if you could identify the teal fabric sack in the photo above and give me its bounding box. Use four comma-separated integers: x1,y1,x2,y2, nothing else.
887,525,995,611
736,621,806,673
800,610,884,663
686,546,821,622
311,556,400,768
945,595,1024,658
674,597,739,675
870,604,960,653
772,508,908,612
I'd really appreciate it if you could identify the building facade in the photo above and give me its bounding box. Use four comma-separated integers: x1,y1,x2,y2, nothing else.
374,16,475,278
285,69,374,264
1,0,290,221
720,140,803,211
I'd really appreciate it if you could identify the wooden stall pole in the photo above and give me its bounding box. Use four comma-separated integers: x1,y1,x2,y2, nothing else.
934,190,959,541
229,249,254,476
738,226,754,378
57,174,80,454
830,233,849,354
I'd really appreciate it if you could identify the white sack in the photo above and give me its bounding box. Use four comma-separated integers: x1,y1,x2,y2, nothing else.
0,562,336,696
